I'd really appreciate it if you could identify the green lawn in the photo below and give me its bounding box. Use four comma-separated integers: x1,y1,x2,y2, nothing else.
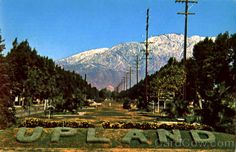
0,128,235,150
2,101,235,151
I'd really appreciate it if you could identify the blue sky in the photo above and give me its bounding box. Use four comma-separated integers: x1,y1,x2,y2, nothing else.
0,0,236,60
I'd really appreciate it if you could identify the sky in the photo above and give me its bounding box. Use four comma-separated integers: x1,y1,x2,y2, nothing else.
0,0,236,60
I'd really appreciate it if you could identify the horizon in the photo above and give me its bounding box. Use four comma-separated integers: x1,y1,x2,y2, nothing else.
1,0,236,60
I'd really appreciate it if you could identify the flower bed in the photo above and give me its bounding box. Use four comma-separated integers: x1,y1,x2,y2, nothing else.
20,118,212,130
102,121,212,130
20,118,94,128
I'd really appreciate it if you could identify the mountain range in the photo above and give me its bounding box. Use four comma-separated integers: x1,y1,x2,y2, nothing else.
56,33,209,90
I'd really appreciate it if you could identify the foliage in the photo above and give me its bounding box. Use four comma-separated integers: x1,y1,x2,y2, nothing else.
0,35,15,129
99,88,112,100
123,98,131,109
87,86,100,100
118,79,145,108
6,39,99,112
120,57,188,116
102,121,212,130
150,58,187,116
186,32,236,133
151,57,185,98
20,117,94,128
119,32,236,134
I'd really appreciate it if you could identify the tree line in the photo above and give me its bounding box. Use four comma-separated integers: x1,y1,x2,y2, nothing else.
0,36,102,128
118,32,236,133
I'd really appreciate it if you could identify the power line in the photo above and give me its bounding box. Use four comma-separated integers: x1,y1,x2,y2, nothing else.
176,0,197,100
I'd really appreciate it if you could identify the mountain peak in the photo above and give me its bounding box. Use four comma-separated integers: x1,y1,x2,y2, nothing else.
56,34,211,89
59,48,109,65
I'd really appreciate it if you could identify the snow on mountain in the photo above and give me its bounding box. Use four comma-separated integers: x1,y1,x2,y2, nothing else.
56,34,211,90
59,48,109,65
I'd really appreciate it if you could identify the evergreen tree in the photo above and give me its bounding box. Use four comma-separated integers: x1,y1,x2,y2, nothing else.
6,39,98,113
0,35,15,128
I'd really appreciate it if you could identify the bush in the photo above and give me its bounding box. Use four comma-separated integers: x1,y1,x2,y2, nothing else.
123,99,131,109
185,116,196,124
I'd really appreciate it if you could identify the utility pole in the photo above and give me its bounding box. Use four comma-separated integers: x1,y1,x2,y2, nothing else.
129,66,132,89
135,55,139,85
145,8,149,107
176,0,197,100
126,72,128,90
116,81,122,93
84,74,87,82
119,81,122,92
123,77,126,91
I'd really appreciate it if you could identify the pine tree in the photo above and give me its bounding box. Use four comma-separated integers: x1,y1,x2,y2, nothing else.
0,35,15,128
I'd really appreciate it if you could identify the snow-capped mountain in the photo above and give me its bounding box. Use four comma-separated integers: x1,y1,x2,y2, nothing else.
56,34,210,90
